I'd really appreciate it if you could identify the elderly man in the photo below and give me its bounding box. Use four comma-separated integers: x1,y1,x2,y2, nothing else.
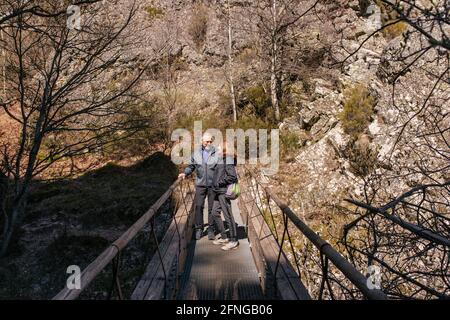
178,132,217,240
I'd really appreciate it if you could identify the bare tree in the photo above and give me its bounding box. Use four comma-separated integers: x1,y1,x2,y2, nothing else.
343,183,450,299
226,0,238,122
0,0,159,256
334,0,450,298
212,0,239,122
155,13,185,150
247,0,320,121
0,0,103,25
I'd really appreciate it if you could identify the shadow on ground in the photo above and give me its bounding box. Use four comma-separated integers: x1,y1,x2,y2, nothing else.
0,152,178,299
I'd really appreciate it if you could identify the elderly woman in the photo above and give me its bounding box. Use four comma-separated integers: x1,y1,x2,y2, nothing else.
210,141,239,251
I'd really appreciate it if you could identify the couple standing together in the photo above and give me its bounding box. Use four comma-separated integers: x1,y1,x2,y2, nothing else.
178,133,239,251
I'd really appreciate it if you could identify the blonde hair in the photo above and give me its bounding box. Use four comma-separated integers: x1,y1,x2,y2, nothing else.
220,140,235,157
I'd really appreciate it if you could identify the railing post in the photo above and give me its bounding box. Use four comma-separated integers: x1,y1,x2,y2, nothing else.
107,249,124,300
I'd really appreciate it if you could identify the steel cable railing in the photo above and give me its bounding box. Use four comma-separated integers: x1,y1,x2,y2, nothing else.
241,166,388,300
53,177,194,300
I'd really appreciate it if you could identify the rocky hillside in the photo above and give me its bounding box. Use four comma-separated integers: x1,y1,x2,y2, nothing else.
0,0,447,299
136,0,447,217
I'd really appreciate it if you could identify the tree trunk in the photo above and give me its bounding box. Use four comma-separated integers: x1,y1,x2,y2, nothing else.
227,0,237,123
1,29,5,99
1,219,13,258
230,74,237,123
0,198,25,257
0,205,9,258
271,0,280,121
271,57,280,121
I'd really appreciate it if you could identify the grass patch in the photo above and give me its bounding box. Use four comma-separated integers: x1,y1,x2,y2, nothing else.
338,84,375,139
375,0,407,39
343,139,378,177
382,21,407,39
145,5,164,20
280,131,301,161
188,4,208,50
239,85,274,123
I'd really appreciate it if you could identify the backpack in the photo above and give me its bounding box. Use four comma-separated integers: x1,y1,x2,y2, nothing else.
225,182,241,200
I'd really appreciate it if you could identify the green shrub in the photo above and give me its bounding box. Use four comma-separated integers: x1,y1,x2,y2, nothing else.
280,131,301,160
229,115,276,161
238,47,257,64
343,139,378,177
173,113,277,158
231,115,272,131
103,100,165,159
174,113,230,132
239,85,273,122
188,4,208,50
172,113,231,151
144,5,164,20
302,80,313,95
375,0,407,39
338,84,375,138
382,21,407,39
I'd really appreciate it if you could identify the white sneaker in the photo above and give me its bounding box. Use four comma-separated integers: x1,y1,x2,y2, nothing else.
221,241,239,251
213,238,229,245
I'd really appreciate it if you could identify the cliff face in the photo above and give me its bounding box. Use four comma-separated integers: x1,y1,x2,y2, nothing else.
137,0,448,214
276,1,448,214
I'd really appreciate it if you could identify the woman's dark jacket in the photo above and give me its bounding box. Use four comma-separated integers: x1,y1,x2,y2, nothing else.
212,155,238,194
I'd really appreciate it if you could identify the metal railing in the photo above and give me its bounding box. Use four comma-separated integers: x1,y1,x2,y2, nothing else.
241,167,388,300
53,177,195,300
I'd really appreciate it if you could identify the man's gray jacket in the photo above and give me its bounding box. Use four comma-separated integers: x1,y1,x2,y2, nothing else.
184,146,217,187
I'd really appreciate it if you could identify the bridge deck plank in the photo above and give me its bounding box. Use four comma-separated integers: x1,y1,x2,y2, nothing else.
177,200,265,300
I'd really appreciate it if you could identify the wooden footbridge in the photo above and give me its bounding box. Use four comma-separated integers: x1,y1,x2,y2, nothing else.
53,167,389,300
